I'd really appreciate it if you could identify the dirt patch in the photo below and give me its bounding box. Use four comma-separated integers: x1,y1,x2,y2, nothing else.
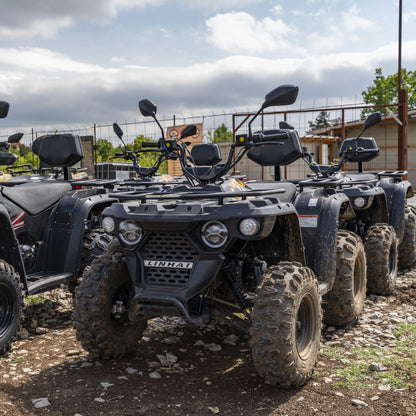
0,271,415,416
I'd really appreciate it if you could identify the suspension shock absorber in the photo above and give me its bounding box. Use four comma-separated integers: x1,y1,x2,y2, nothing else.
222,261,252,310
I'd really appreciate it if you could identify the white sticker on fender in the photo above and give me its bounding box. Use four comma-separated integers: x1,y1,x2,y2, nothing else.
299,215,318,228
308,197,318,207
144,260,193,269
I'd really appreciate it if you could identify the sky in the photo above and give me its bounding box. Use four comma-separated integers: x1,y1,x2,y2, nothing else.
1,0,416,135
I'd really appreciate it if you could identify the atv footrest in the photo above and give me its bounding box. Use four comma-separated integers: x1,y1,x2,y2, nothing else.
27,272,73,295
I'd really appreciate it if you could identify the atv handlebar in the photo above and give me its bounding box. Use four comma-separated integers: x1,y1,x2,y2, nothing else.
142,141,159,148
253,131,289,142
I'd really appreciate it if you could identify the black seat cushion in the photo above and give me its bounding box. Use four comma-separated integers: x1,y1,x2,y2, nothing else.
2,182,72,215
191,144,222,166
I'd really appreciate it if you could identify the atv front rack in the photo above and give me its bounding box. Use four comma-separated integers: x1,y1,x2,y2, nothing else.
109,188,287,205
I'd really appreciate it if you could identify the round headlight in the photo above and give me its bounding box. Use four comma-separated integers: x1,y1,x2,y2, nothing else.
119,221,143,245
102,217,115,233
239,218,260,236
201,221,228,249
353,197,366,208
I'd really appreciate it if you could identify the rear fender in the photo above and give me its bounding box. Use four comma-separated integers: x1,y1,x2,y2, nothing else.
0,206,27,291
378,178,413,242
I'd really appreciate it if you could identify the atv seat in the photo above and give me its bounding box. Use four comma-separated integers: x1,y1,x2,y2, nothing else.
32,134,84,167
1,181,72,215
191,144,222,166
245,180,297,203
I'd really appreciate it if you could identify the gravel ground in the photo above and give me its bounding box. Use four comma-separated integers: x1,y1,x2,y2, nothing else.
0,266,415,416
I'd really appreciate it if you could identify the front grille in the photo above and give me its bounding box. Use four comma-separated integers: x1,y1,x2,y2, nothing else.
142,232,199,287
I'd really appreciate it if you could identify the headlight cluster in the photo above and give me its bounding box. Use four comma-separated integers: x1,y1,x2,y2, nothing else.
239,218,260,236
353,197,366,208
119,221,143,245
102,217,115,233
201,221,228,248
200,218,261,249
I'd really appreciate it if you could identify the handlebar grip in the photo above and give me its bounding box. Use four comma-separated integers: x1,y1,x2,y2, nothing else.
261,132,290,140
142,141,159,148
115,152,124,157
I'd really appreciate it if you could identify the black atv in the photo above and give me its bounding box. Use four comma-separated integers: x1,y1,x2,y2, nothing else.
0,101,117,355
336,120,415,272
299,112,414,294
73,85,323,387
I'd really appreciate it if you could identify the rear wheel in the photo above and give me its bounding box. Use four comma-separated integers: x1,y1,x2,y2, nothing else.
72,250,146,359
398,205,416,270
0,260,24,356
250,262,321,387
365,224,397,295
323,230,366,327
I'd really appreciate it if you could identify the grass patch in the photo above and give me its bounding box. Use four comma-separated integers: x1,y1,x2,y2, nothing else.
321,323,416,390
25,295,48,305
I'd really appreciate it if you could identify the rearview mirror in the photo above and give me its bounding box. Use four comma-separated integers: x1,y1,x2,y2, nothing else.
8,132,24,144
139,99,157,118
279,121,295,130
180,124,197,139
363,112,382,131
113,122,124,140
262,85,299,109
0,101,10,119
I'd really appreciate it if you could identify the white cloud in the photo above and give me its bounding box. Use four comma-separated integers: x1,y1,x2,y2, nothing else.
0,48,102,73
2,40,416,131
0,0,159,39
341,5,373,31
206,12,295,54
270,5,283,16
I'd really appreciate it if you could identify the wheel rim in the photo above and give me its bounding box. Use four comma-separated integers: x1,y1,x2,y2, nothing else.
353,254,365,301
0,282,15,338
110,283,133,333
296,293,316,360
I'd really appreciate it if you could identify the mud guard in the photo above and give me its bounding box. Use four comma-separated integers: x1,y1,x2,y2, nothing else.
378,178,413,243
43,191,116,278
0,205,27,291
294,191,355,293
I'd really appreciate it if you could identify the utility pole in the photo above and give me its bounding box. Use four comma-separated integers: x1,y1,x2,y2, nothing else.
398,0,408,172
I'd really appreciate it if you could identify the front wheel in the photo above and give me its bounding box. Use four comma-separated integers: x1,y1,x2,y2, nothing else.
72,250,147,359
0,260,24,356
250,262,322,387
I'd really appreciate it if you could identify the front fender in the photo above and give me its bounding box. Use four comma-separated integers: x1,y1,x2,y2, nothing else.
0,205,27,291
44,191,116,278
295,191,354,291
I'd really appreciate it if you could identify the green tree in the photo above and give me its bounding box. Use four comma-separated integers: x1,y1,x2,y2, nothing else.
204,123,233,143
361,67,416,116
96,139,114,161
308,110,331,130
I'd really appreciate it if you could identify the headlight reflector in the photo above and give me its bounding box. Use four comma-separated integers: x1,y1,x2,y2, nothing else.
102,217,115,233
239,218,260,236
353,197,366,208
201,221,228,248
119,221,143,245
